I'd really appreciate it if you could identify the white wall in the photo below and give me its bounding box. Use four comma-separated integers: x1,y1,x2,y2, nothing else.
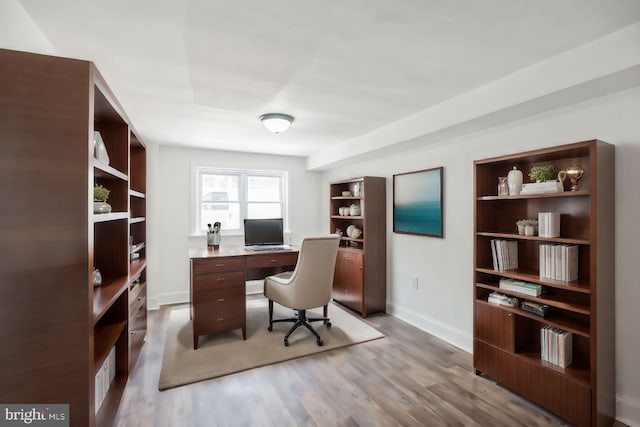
320,86,640,425
147,145,322,307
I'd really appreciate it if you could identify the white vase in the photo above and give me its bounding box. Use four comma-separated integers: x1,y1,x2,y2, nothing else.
507,167,523,195
524,225,535,236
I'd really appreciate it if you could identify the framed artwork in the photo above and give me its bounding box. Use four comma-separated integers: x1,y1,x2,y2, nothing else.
393,167,443,238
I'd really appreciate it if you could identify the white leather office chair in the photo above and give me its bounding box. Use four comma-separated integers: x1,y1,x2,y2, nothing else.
264,235,340,346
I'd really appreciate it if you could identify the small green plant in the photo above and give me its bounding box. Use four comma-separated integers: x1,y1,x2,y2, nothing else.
523,219,539,227
94,184,110,202
528,165,555,182
516,219,528,227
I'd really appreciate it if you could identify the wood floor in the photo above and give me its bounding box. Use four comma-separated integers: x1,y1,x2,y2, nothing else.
115,304,576,427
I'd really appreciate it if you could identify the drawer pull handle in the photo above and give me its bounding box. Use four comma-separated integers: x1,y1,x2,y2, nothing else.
217,298,225,302
269,259,277,263
217,318,224,321
215,263,224,267
345,257,351,260
217,278,224,282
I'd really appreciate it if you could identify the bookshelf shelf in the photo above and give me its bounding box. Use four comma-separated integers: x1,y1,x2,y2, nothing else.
473,140,614,427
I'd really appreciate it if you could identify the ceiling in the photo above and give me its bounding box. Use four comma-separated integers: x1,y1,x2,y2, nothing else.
17,0,640,157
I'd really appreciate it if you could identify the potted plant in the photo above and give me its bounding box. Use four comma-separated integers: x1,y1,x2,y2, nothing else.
523,219,538,236
94,184,112,214
528,165,555,182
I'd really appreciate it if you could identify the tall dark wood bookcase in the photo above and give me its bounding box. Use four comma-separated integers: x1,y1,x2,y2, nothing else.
473,140,614,426
329,177,386,317
0,48,147,427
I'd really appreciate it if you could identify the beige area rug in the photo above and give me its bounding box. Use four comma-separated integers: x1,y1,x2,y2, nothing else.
158,297,385,390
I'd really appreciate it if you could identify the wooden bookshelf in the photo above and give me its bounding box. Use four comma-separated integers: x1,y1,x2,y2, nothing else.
329,177,386,317
473,140,615,426
0,48,147,427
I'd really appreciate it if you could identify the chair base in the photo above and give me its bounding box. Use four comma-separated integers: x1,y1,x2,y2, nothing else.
267,300,330,346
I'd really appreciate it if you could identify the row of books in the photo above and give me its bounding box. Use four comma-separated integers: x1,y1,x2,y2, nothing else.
499,278,543,297
538,212,561,238
540,244,578,282
95,346,116,414
490,239,518,271
541,326,573,368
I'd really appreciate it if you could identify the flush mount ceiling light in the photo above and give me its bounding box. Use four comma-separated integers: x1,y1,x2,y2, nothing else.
259,113,294,134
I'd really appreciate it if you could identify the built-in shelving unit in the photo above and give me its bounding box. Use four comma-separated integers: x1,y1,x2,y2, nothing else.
329,177,386,317
0,48,147,427
473,140,614,427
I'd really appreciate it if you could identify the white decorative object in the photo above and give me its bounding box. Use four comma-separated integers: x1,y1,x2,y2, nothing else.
520,181,564,194
507,167,523,195
93,202,112,214
349,204,361,216
525,225,535,236
94,131,110,165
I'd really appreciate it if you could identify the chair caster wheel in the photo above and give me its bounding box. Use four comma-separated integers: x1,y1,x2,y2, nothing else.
268,326,273,332
326,322,332,328
284,339,289,346
317,339,323,346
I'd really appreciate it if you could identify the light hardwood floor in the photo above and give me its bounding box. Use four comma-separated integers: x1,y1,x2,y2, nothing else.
114,304,609,426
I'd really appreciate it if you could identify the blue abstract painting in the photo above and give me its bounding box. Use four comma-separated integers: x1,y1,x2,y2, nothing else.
393,167,443,237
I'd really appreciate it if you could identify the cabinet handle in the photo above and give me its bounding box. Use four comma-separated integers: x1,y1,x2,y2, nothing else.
215,263,224,267
345,257,351,261
507,313,512,317
217,277,224,282
269,259,277,263
217,298,225,302
217,318,224,321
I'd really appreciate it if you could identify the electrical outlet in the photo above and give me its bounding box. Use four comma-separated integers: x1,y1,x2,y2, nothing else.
410,275,418,289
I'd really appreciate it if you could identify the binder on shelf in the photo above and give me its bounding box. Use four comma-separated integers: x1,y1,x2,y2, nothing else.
490,239,518,271
538,212,561,238
539,244,578,282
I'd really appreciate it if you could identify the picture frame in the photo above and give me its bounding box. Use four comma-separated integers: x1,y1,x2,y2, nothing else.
393,166,443,237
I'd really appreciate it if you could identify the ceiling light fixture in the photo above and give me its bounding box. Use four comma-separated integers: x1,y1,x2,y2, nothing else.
259,113,294,134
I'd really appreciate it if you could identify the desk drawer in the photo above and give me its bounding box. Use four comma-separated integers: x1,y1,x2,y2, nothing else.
192,257,245,273
193,271,245,292
194,292,245,332
246,252,298,269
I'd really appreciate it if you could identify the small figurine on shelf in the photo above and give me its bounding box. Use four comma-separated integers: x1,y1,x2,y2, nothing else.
207,222,221,249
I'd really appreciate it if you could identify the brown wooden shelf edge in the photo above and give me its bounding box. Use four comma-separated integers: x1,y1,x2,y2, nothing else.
475,267,591,294
93,277,129,323
476,231,589,245
93,320,127,373
477,190,589,200
93,160,128,181
476,282,590,315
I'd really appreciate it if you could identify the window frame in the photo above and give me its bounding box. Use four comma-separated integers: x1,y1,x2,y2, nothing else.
192,165,288,236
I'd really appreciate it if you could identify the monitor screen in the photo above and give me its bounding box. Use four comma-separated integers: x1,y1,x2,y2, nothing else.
244,218,284,246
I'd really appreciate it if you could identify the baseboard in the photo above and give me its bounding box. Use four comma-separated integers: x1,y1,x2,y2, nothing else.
616,394,640,427
386,302,473,354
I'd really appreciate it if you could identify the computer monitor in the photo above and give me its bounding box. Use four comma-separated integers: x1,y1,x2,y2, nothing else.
243,218,284,246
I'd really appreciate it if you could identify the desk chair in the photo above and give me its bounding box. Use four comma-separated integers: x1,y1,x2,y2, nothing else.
264,235,340,346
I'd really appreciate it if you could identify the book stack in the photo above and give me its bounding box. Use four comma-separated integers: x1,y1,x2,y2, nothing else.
95,346,116,414
541,326,573,368
499,278,543,297
538,212,561,238
488,291,519,307
520,181,564,195
490,240,518,271
539,244,578,282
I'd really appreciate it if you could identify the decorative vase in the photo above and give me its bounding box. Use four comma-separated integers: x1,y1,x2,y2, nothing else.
507,167,523,195
93,131,110,165
524,225,535,236
349,204,361,216
94,201,112,214
497,177,508,196
517,224,525,235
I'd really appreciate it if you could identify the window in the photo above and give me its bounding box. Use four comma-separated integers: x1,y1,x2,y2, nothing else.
194,167,287,234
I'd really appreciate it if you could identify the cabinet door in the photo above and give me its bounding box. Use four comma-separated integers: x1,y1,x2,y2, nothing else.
474,301,514,352
333,251,364,313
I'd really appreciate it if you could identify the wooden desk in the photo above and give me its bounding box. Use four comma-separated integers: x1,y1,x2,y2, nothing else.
189,246,298,349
